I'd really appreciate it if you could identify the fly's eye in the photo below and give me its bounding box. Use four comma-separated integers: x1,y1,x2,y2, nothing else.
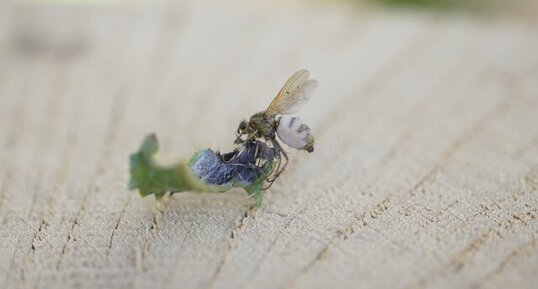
237,121,247,134
239,121,248,131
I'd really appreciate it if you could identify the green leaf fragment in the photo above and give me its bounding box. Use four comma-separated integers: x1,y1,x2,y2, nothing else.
128,134,274,208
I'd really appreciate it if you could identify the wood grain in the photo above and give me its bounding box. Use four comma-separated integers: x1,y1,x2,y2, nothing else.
0,1,537,289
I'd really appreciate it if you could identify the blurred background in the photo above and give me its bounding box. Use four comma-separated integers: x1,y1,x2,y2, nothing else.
1,0,538,289
2,0,536,150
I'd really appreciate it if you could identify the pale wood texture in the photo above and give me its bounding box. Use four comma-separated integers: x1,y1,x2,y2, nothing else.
1,1,537,289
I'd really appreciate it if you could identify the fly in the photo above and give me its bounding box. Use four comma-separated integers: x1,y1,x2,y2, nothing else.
235,69,317,187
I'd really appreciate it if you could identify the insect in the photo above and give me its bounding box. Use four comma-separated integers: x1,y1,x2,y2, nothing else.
235,69,317,187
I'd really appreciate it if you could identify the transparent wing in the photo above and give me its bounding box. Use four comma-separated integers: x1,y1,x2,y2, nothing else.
265,69,318,116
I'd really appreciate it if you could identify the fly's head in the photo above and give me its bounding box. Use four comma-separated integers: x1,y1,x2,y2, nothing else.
237,119,249,135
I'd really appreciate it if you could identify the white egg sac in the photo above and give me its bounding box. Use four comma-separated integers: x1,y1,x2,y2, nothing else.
277,115,312,151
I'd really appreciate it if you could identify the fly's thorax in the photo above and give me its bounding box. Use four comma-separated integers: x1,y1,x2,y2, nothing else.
249,112,277,138
276,115,314,152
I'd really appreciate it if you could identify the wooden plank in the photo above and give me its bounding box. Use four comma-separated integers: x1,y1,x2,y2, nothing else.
0,2,537,289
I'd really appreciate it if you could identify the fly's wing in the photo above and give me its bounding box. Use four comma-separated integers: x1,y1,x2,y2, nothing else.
265,69,318,117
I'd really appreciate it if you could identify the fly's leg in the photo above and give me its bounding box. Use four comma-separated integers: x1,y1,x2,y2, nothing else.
262,139,288,190
271,138,288,179
235,129,260,145
262,153,280,190
234,133,245,145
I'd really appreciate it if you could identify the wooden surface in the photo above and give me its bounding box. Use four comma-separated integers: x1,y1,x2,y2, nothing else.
1,1,537,289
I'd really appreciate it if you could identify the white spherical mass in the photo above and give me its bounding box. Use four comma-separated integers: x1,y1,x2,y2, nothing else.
277,115,310,149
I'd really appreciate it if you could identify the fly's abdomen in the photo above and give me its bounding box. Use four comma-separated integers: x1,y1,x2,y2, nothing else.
276,115,314,152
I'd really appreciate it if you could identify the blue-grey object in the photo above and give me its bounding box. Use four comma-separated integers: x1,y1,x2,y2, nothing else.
191,140,276,186
190,149,234,185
